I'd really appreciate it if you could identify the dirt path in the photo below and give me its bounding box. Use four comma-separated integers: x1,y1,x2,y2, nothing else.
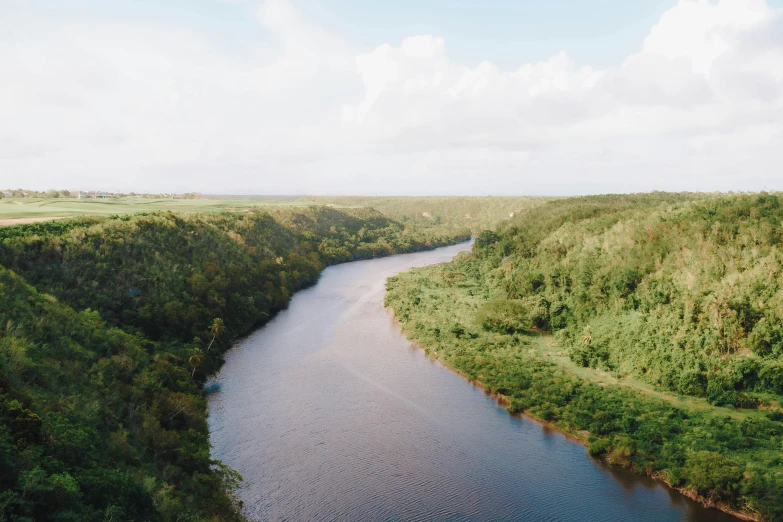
529,335,758,420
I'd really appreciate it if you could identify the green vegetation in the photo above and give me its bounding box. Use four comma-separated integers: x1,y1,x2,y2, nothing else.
10,190,780,518
1,189,76,199
0,197,309,222
385,192,783,521
307,196,549,233
0,206,468,521
0,195,545,233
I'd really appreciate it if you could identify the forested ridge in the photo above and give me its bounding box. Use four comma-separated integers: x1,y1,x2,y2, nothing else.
386,193,783,521
306,195,549,233
0,206,468,521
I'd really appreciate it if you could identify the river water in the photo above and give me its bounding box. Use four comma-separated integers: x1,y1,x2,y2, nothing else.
208,242,737,522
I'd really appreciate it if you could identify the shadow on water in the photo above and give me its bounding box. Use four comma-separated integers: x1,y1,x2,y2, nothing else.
208,242,741,522
589,457,738,522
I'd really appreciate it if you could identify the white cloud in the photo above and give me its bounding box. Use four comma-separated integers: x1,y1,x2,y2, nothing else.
641,0,770,74
0,0,781,194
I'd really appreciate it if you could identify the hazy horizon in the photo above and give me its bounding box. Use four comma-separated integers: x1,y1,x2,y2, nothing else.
6,187,783,196
2,0,783,195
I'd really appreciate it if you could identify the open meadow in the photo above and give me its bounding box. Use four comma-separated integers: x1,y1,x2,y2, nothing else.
0,197,315,225
0,195,548,232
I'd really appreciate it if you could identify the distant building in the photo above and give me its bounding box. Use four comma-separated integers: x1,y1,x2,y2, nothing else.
2,191,12,198
77,191,112,199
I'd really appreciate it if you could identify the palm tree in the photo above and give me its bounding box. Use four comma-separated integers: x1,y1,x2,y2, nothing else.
206,318,225,353
580,325,592,345
188,348,203,377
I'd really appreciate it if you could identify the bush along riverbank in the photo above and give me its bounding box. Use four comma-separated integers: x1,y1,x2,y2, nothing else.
0,206,469,521
385,193,783,521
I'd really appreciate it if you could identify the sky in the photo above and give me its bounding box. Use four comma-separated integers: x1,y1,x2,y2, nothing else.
1,0,782,195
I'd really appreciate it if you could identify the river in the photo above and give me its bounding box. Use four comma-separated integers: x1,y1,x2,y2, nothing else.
208,242,737,521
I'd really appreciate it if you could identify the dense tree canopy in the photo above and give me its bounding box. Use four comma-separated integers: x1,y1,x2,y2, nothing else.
477,193,783,401
386,193,783,521
306,195,548,233
0,206,468,521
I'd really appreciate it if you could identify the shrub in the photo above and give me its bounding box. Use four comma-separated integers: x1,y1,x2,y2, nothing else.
548,299,572,330
476,299,531,334
758,361,783,394
685,451,742,502
588,436,609,456
678,369,707,397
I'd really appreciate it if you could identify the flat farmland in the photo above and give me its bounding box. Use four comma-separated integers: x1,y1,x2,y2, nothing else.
0,197,315,224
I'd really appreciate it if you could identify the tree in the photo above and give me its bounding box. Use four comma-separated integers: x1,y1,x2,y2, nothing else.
581,325,592,345
474,230,499,253
206,318,225,352
188,348,203,377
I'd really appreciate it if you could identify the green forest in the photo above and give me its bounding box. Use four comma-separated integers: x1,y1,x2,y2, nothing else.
0,206,468,521
386,192,783,521
6,192,783,520
307,195,547,233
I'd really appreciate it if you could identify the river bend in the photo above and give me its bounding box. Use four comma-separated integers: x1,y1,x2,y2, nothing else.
208,242,736,522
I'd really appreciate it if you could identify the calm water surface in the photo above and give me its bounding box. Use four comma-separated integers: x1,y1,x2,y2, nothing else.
208,242,737,522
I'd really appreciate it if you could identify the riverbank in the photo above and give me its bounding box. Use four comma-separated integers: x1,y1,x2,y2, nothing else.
385,259,782,521
390,307,755,521
0,208,469,521
210,241,729,521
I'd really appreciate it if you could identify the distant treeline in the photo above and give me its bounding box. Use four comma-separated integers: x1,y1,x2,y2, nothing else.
205,195,303,201
386,192,783,520
1,189,75,199
1,193,546,234
0,189,202,199
0,206,468,521
305,195,550,233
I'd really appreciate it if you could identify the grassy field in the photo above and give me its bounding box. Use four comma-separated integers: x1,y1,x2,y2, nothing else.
0,195,550,231
0,197,315,224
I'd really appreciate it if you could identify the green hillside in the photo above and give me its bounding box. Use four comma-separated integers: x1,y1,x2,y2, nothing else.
0,195,545,235
385,192,783,521
0,207,468,521
0,197,307,222
306,195,549,233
